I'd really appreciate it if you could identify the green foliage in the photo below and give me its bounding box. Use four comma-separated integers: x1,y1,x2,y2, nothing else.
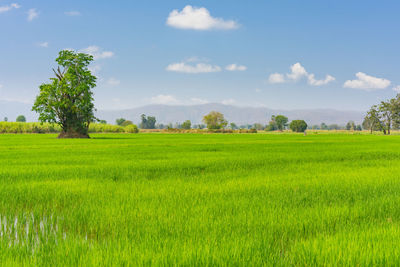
3,117,8,122
230,122,238,130
181,120,191,130
116,118,126,126
98,120,107,124
274,115,288,131
16,115,26,122
0,122,137,134
124,124,139,133
121,120,133,127
202,111,227,129
365,94,400,135
289,120,308,132
32,50,97,138
140,114,156,129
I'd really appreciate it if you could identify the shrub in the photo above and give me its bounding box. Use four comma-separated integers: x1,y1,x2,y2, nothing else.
124,124,139,133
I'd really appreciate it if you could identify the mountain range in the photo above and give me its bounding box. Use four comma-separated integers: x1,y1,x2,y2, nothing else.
1,101,364,126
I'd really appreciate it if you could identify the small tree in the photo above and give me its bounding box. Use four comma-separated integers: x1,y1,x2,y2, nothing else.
3,117,8,122
230,122,238,130
182,120,191,130
116,118,126,126
140,114,156,129
32,50,96,138
275,115,288,131
289,120,307,133
98,120,107,124
16,115,26,122
202,111,227,129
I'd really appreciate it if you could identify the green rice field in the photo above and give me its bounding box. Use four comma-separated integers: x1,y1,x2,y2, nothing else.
1,133,400,265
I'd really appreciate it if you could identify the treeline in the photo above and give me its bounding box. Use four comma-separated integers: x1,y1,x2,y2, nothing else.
363,94,400,134
0,122,138,134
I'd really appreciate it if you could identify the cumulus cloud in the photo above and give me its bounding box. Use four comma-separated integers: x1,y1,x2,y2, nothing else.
343,72,391,91
27,8,38,21
0,3,20,13
80,46,114,60
308,74,335,86
106,77,120,86
269,62,335,86
268,73,285,84
65,11,81,16
150,94,180,105
225,64,247,71
166,62,221,74
167,5,238,30
287,63,308,81
393,86,400,93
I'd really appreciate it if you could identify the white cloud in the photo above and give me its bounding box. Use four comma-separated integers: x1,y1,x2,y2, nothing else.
287,62,308,81
150,94,180,105
221,98,236,105
190,97,209,105
0,3,20,13
38,42,48,48
167,5,238,30
255,88,261,93
106,77,120,86
268,73,285,84
225,64,247,71
27,8,38,21
80,46,114,60
269,62,335,86
393,86,400,93
166,62,221,73
343,72,391,91
65,11,80,16
0,84,3,89
308,74,335,86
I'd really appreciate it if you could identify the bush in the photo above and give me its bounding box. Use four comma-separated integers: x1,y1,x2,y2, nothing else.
289,120,308,133
0,122,136,134
124,124,139,133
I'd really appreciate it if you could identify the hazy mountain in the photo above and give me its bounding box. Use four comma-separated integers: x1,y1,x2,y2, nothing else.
0,101,364,125
96,103,364,126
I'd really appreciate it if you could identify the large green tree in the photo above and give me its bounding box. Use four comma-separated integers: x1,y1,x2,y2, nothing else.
32,50,97,138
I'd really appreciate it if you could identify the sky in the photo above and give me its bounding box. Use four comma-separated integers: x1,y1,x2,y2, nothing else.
0,0,399,111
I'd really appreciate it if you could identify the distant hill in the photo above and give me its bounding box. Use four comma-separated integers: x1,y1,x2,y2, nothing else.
0,101,364,125
96,103,365,126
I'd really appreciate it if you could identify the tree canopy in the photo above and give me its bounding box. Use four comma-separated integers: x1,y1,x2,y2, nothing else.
16,115,26,122
364,95,400,134
202,111,227,129
289,120,308,133
32,50,97,138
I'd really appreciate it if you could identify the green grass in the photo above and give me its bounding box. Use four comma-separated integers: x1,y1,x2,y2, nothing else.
0,133,400,265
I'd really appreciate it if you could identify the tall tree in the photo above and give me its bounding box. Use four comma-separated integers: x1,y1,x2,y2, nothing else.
363,105,383,134
275,115,288,131
32,50,97,138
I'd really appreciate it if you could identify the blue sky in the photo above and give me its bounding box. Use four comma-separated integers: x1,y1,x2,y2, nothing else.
0,0,399,111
